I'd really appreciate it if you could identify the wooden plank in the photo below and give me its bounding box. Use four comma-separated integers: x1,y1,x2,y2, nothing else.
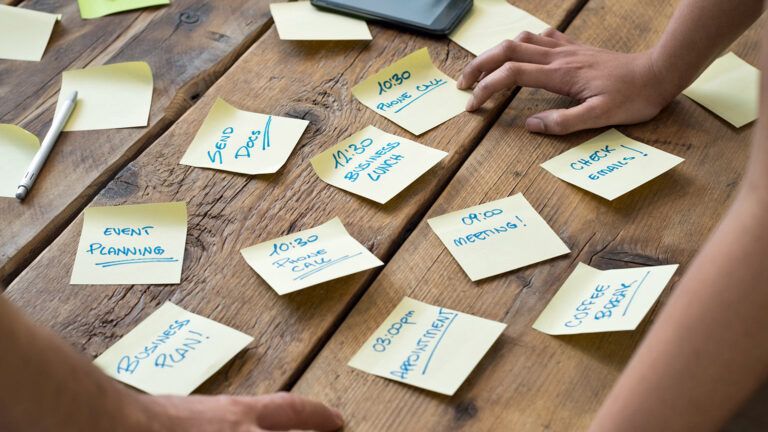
4,1,582,399
292,1,767,431
0,0,274,285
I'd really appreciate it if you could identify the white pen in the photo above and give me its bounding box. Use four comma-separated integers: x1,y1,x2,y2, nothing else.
16,91,78,201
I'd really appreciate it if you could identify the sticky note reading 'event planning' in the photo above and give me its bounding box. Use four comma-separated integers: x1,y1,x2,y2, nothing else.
94,302,253,395
0,5,59,61
349,297,506,395
71,202,187,285
449,0,549,56
180,98,309,175
428,194,570,281
683,52,760,128
353,48,470,135
270,1,372,40
241,217,383,295
77,0,169,19
533,263,678,335
541,129,684,201
0,125,39,197
311,125,447,204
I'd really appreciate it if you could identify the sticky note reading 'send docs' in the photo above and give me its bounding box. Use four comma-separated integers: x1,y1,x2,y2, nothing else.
241,217,383,295
533,263,678,335
77,0,170,19
683,52,759,128
0,124,39,197
270,1,371,40
349,297,506,396
352,48,470,136
541,129,684,201
70,202,187,285
180,98,309,175
311,125,448,204
94,302,253,396
0,5,59,61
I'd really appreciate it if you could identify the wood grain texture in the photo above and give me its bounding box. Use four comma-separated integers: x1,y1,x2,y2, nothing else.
292,2,767,431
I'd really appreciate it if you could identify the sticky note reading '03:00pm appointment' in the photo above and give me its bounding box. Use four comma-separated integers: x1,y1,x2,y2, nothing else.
241,217,383,295
428,194,570,281
533,263,678,335
0,5,59,61
352,48,470,136
540,129,684,201
77,0,169,19
70,202,187,285
94,302,253,396
349,297,506,396
0,124,39,197
270,1,372,40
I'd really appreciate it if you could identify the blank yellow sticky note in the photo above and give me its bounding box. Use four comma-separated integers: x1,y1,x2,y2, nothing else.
449,0,549,56
428,194,570,281
180,98,309,175
270,1,371,40
94,302,253,395
0,125,39,197
57,61,154,131
71,202,187,285
352,48,470,136
311,126,447,204
533,263,678,335
349,297,506,395
683,52,759,128
540,129,684,201
77,0,169,19
241,217,383,295
0,5,58,61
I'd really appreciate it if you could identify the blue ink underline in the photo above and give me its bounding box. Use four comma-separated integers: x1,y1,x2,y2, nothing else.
393,81,447,114
421,312,458,375
293,252,363,281
622,271,651,317
95,258,179,268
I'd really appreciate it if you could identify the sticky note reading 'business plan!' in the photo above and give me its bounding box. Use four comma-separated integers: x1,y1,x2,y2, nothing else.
77,0,169,19
428,194,570,281
241,217,383,295
533,263,678,335
352,48,470,135
180,98,309,175
270,1,372,40
0,5,59,61
0,124,39,197
94,302,253,395
349,297,506,396
71,202,187,285
311,126,447,204
541,129,684,200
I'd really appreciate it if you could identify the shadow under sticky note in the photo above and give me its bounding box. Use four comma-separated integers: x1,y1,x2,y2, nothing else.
0,124,39,197
77,0,170,20
0,5,59,61
270,1,372,40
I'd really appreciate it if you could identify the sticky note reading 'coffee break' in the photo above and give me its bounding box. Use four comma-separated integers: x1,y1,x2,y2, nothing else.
349,297,506,396
270,1,372,40
94,302,253,395
533,263,678,335
0,124,39,197
0,5,59,61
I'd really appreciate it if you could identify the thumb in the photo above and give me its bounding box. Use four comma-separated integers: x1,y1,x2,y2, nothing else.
525,98,607,135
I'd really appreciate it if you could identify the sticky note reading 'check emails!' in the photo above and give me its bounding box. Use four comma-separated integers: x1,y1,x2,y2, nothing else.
270,1,372,40
428,194,570,281
349,297,506,396
533,263,678,335
70,202,187,285
180,98,309,175
241,217,383,295
352,48,470,135
94,302,253,395
541,129,684,201
311,126,447,204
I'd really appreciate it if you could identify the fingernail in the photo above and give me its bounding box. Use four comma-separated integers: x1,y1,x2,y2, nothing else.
456,75,465,89
526,117,545,133
332,409,344,426
465,97,476,112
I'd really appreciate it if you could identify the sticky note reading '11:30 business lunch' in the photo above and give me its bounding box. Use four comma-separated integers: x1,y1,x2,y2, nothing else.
349,297,506,396
0,124,39,197
541,129,684,201
70,202,187,285
0,5,59,61
311,125,447,204
77,0,169,19
428,194,570,281
270,1,372,40
241,217,383,295
94,302,253,395
353,48,470,135
533,263,678,335
180,98,309,175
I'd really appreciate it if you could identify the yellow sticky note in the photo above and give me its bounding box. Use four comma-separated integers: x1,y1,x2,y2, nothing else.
540,129,684,201
0,124,39,197
93,302,253,395
56,61,154,132
241,217,383,295
180,98,309,175
0,5,58,61
270,1,371,40
533,263,678,335
310,126,447,204
449,0,549,56
77,0,169,19
352,48,470,136
349,297,506,396
70,202,187,285
428,194,570,281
